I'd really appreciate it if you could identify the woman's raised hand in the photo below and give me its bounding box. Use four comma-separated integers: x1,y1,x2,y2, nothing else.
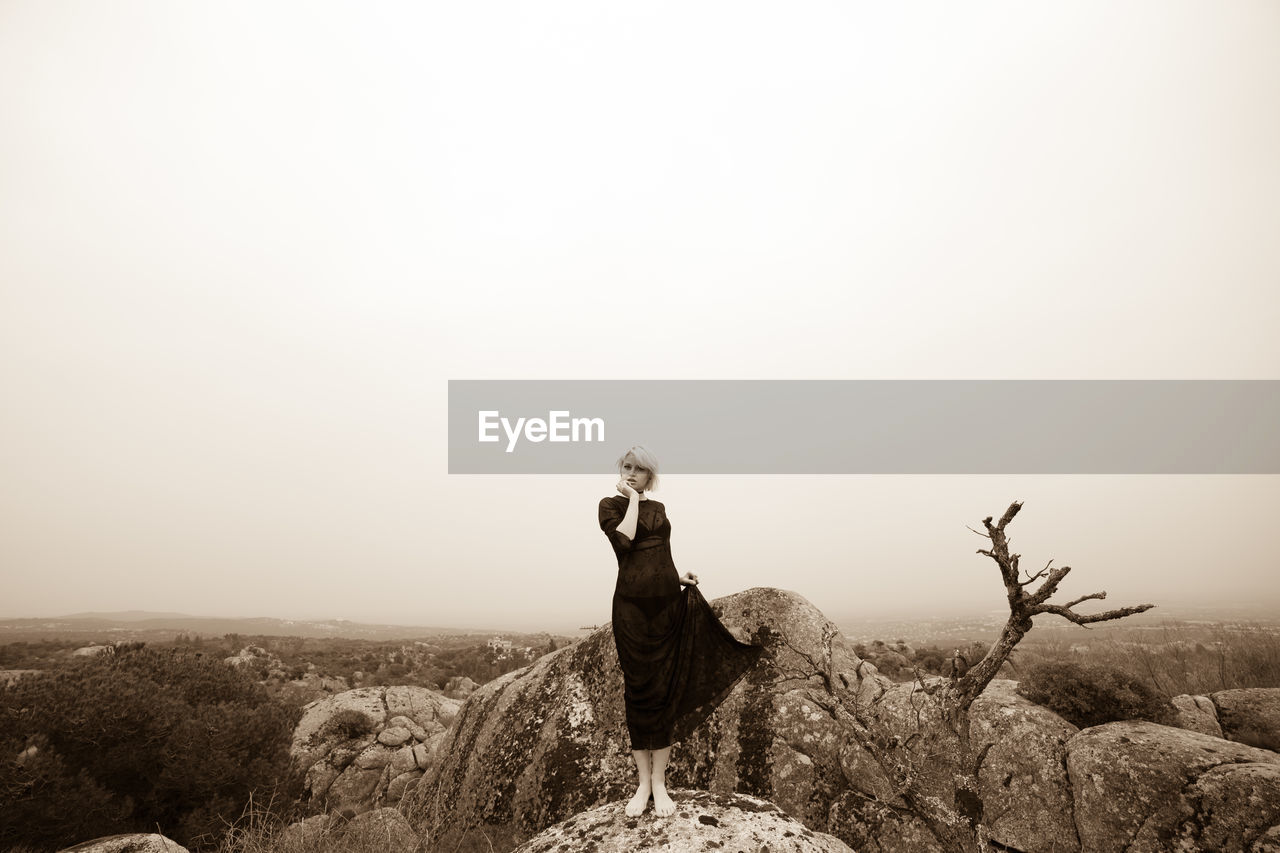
616,479,639,498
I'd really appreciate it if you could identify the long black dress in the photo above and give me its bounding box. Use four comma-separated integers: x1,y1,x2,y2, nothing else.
598,494,764,751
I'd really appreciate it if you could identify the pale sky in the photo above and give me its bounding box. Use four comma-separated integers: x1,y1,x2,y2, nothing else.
1,2,1277,632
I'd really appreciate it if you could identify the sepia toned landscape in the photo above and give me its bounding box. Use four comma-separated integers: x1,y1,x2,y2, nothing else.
4,509,1279,852
5,0,1279,851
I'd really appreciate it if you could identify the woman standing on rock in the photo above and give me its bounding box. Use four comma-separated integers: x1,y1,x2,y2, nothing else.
598,445,764,817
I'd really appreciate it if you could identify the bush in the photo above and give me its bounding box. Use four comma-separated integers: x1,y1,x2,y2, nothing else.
0,645,302,850
320,709,376,741
1016,659,1176,729
910,645,947,675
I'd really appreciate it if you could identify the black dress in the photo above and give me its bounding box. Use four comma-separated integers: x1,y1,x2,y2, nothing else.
598,494,764,751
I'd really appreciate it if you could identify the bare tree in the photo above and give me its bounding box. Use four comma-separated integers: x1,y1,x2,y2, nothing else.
782,501,1156,852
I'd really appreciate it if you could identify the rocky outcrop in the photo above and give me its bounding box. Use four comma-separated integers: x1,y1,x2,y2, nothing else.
511,790,854,853
444,675,479,699
0,668,38,686
1172,694,1224,738
59,834,189,852
279,671,350,705
405,585,1280,853
223,645,287,678
1213,688,1280,752
410,587,889,850
290,685,460,815
1066,721,1280,852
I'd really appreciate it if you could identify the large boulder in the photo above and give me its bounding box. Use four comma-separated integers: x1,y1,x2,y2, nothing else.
342,807,421,852
1172,694,1224,738
409,587,889,850
511,790,854,853
969,680,1080,852
59,834,189,852
1212,688,1280,752
1066,720,1280,852
843,678,1082,853
290,685,460,815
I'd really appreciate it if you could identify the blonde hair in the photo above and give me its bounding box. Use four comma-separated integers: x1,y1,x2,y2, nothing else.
615,445,660,492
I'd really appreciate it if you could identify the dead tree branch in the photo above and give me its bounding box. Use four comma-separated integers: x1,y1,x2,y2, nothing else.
951,500,1155,710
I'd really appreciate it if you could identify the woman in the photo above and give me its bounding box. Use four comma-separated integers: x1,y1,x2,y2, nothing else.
597,445,764,817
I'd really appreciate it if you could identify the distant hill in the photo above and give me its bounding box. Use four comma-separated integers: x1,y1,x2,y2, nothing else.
60,610,198,622
0,611,505,642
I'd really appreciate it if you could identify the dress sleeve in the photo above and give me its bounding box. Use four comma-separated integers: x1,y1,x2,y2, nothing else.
598,497,632,554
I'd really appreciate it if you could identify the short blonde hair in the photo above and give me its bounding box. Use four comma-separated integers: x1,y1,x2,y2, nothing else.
615,445,660,492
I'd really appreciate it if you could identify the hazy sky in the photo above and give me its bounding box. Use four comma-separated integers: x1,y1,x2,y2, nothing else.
2,2,1277,632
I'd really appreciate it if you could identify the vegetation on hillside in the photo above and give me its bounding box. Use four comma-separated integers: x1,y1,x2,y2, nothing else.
0,644,301,851
2,590,1278,851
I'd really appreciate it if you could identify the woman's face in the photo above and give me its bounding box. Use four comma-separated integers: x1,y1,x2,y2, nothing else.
620,455,651,492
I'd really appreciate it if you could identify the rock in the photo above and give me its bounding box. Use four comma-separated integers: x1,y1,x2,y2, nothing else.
281,673,351,705
379,726,412,747
327,765,383,813
846,677,1079,853
222,645,287,679
354,744,396,770
391,745,419,774
389,714,429,741
0,669,39,686
291,687,388,769
410,587,890,850
70,645,112,657
1213,688,1280,751
1253,825,1280,851
341,807,420,852
1163,762,1280,852
289,685,459,815
386,769,421,803
1066,720,1280,852
511,789,854,853
970,679,1080,852
59,833,189,852
276,813,339,849
386,685,460,730
444,675,479,699
1172,694,1224,738
16,744,39,766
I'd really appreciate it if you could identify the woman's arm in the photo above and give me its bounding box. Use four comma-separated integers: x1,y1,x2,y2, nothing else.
616,481,641,540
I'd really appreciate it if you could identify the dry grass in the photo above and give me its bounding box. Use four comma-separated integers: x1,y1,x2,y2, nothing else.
208,790,524,853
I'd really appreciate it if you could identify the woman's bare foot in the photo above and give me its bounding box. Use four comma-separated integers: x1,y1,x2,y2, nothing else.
625,783,651,817
652,784,675,817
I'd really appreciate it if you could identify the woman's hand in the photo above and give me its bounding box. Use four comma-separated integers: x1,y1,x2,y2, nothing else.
679,572,699,586
616,479,639,499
